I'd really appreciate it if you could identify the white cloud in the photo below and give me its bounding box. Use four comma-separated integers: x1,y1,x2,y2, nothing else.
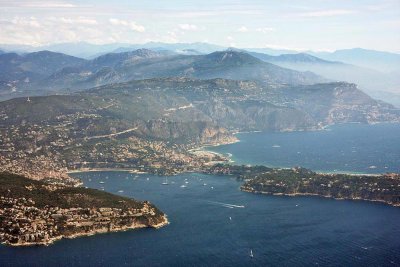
161,9,262,18
109,18,145,32
0,16,146,46
49,17,98,25
10,17,41,28
178,24,198,31
1,1,78,8
298,9,356,18
237,26,248,32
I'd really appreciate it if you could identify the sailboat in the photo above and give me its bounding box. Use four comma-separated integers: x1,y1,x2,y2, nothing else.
162,177,169,185
250,249,254,258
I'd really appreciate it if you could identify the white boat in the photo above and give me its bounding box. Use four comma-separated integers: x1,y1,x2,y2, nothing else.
203,183,207,186
162,177,169,185
118,190,124,193
99,181,105,184
250,249,254,258
180,185,187,188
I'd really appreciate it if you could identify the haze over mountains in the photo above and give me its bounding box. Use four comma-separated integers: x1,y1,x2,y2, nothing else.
1,42,399,107
249,51,400,105
1,45,398,136
2,41,399,72
0,49,326,100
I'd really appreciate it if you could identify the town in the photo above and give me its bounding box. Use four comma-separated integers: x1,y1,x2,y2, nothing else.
0,173,168,246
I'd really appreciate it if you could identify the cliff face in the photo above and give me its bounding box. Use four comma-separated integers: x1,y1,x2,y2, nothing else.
196,100,316,131
283,82,400,125
135,120,225,143
0,173,168,247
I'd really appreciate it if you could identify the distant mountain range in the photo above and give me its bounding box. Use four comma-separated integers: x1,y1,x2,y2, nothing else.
1,42,399,72
0,51,84,82
0,42,226,59
0,42,399,106
310,48,400,73
0,49,325,101
249,52,337,64
248,51,400,105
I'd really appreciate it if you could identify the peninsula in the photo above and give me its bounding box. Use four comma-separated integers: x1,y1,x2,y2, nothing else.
207,164,400,207
0,172,168,247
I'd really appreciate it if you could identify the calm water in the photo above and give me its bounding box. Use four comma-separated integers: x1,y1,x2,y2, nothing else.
1,123,400,266
210,123,400,174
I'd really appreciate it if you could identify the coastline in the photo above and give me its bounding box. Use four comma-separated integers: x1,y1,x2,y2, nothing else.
240,188,400,208
67,168,148,174
4,215,169,247
189,138,240,164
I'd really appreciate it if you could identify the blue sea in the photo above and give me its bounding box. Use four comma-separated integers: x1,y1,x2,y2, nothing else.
209,123,400,174
1,123,399,266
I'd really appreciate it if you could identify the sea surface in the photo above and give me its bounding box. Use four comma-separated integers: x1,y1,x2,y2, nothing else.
1,123,400,266
209,123,400,174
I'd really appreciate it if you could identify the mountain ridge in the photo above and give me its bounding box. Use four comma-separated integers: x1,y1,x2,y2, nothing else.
0,49,326,101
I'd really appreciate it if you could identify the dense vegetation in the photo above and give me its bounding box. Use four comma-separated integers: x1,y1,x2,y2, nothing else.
239,167,400,206
0,172,152,210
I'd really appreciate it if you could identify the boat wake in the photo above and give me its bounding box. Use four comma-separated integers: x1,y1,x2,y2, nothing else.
206,200,245,209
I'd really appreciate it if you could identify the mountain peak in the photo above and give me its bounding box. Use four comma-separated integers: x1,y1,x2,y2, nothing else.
24,50,84,61
203,50,262,66
90,49,164,69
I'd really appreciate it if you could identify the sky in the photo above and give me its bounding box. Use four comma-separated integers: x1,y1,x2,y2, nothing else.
0,0,399,52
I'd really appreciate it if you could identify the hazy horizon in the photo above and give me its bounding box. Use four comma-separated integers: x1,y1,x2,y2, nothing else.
1,0,400,53
2,40,400,55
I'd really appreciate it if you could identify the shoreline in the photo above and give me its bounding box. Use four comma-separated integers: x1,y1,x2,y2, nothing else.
189,138,240,164
240,188,400,208
4,215,169,247
67,168,148,174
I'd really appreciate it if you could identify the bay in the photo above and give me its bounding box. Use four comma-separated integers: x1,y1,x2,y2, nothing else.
209,123,400,174
1,123,400,266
